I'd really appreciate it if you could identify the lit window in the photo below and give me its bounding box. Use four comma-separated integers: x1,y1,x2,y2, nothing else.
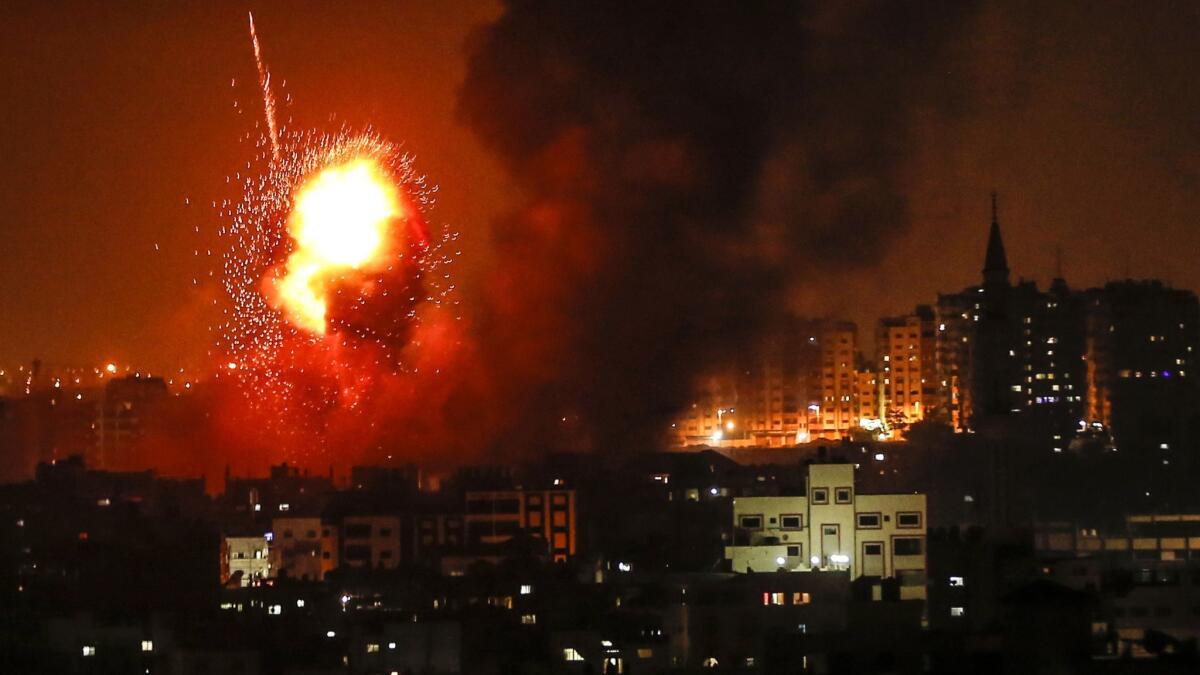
949,576,965,587
82,646,96,657
279,503,290,512
296,599,305,608
521,614,537,625
141,640,154,652
268,604,282,615
388,642,397,649
366,643,380,653
792,592,810,605
564,648,584,662
950,606,965,617
520,584,533,595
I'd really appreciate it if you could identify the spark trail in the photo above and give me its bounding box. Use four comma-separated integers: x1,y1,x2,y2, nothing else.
248,11,280,160
216,16,462,464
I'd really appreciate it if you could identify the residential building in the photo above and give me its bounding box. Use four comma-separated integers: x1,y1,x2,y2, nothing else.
726,463,927,601
221,534,270,587
270,516,338,581
1082,280,1200,450
465,489,577,562
877,306,940,430
340,515,402,570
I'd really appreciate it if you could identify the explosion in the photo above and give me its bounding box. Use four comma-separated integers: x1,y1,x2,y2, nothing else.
272,158,402,334
214,15,461,463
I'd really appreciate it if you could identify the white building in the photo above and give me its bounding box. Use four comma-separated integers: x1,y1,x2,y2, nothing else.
725,463,927,601
221,535,270,587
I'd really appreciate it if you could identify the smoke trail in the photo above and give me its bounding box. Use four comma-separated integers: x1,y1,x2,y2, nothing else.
248,11,280,161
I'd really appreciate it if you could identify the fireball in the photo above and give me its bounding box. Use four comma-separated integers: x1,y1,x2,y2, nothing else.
272,158,401,333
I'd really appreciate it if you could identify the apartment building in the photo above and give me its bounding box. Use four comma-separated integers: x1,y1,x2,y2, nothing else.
221,534,270,587
270,516,338,581
726,463,927,601
465,489,577,562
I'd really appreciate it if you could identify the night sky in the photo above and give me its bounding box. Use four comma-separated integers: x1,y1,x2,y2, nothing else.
2,0,1199,377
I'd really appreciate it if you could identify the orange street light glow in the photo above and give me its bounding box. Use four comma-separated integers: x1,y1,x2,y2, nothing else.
272,158,400,334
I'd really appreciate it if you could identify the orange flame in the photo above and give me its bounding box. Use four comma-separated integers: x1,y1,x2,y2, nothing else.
272,158,400,333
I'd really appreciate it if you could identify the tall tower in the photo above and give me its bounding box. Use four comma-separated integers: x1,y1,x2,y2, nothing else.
970,193,1017,426
982,192,1009,288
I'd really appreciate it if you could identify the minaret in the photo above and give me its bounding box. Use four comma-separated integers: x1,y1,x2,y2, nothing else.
982,192,1009,287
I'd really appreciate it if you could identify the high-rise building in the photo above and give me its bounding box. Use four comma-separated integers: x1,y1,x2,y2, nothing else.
95,375,167,470
1082,280,1200,449
674,319,865,446
877,306,940,430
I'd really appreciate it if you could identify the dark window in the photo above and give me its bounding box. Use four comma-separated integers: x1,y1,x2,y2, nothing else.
344,545,370,561
835,488,852,504
897,512,922,528
379,528,392,537
823,525,837,536
322,551,331,559
1155,606,1172,617
857,513,881,529
1130,607,1148,618
787,545,801,557
380,550,393,560
812,488,828,504
306,530,317,538
781,515,802,529
739,515,763,530
864,542,883,555
894,537,923,556
467,498,521,514
283,530,293,539
344,524,371,539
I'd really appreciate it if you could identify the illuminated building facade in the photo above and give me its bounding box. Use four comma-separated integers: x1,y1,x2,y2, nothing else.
340,515,402,570
465,489,577,562
725,463,927,602
877,306,940,430
675,320,870,447
221,534,271,587
813,321,859,439
270,516,339,581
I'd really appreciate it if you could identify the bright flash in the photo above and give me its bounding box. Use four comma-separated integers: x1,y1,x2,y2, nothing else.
104,363,117,374
273,158,400,333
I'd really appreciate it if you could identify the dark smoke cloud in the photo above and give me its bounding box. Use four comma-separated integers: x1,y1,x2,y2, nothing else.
457,0,982,453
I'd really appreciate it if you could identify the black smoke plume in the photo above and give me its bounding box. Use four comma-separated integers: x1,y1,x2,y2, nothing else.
457,0,980,453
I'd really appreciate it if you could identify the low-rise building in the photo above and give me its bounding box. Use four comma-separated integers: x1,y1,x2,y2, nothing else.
270,516,338,581
221,534,270,587
465,489,577,562
725,463,927,601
